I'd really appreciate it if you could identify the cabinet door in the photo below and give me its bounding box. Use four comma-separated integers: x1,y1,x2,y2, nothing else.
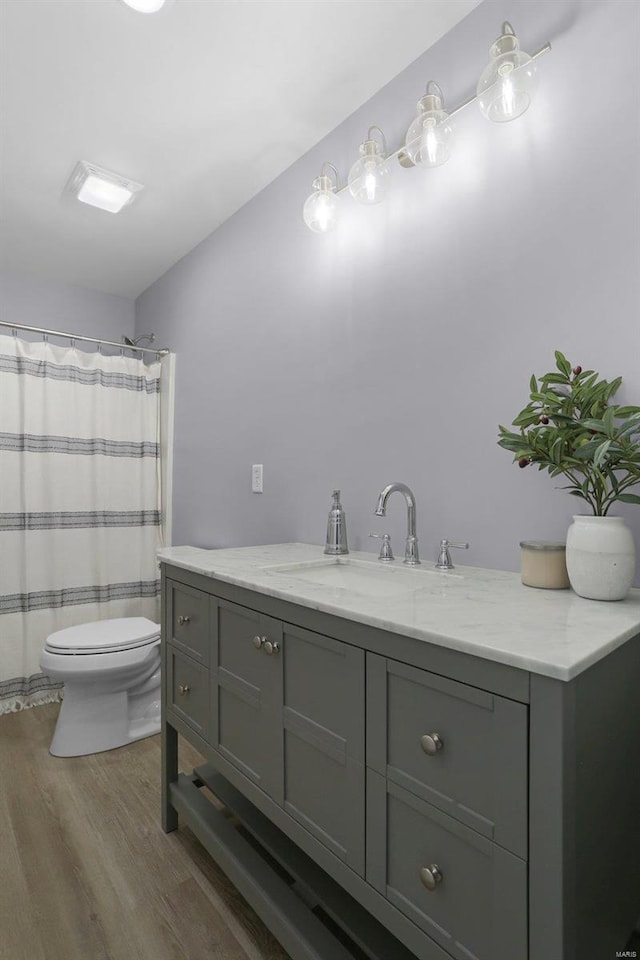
367,771,527,960
211,598,283,803
281,623,365,875
367,654,528,859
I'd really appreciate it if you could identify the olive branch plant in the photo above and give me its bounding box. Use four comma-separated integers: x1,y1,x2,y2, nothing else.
497,350,640,516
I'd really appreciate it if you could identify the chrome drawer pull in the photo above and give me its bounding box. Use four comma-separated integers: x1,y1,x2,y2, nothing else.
178,684,191,696
177,615,191,626
419,864,443,891
420,733,444,756
253,635,266,649
263,639,280,656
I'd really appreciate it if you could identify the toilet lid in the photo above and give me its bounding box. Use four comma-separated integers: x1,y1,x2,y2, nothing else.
45,617,160,654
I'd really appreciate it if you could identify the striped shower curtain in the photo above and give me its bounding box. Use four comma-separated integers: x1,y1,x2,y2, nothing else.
0,334,163,713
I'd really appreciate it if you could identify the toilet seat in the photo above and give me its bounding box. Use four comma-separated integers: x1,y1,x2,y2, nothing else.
45,617,160,655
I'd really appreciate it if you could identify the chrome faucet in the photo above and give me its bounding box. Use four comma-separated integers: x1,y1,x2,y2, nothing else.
374,482,420,565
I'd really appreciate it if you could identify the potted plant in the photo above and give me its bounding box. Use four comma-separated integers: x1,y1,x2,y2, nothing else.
498,350,640,599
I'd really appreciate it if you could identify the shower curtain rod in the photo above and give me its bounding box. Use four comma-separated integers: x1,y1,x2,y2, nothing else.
0,320,169,356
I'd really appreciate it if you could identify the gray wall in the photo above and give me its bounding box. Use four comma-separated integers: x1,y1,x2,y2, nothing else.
136,0,640,575
0,269,135,346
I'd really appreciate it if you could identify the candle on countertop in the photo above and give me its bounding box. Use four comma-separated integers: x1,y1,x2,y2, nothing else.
520,540,570,589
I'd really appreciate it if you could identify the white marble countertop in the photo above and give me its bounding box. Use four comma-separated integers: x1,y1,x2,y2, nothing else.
158,542,640,681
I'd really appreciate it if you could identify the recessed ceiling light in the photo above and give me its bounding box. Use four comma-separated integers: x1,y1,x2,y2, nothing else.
65,161,144,214
120,0,170,12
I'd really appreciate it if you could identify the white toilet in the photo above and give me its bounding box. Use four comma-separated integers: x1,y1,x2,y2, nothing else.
40,617,161,757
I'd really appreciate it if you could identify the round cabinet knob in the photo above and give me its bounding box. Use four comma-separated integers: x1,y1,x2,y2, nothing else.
253,635,265,650
420,733,444,756
419,864,443,891
263,640,280,656
177,615,191,626
178,684,190,696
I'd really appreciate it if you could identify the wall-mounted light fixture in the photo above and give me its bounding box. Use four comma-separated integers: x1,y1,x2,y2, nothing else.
303,22,550,232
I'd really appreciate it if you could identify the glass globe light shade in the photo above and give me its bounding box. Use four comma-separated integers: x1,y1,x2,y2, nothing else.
405,92,453,168
348,141,390,205
303,176,339,233
477,26,537,122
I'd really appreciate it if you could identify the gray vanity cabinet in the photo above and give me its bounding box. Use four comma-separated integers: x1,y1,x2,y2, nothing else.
161,561,640,960
163,569,527,960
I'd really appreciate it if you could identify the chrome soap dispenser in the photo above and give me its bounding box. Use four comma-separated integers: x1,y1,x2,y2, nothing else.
324,490,349,555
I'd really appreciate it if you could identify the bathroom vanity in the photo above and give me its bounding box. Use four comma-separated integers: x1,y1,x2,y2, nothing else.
159,543,640,960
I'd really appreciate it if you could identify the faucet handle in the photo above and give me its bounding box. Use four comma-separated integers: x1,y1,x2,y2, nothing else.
436,539,469,570
369,533,395,562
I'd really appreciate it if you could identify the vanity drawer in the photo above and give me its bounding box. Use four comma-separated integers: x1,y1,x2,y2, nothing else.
167,579,210,666
366,771,527,960
167,646,210,740
367,654,528,859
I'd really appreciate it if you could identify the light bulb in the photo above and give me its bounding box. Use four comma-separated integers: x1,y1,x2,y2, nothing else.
365,169,377,201
348,133,389,205
477,23,537,122
405,85,453,168
303,174,339,233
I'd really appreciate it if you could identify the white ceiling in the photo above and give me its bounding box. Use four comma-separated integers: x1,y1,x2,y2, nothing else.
0,0,480,299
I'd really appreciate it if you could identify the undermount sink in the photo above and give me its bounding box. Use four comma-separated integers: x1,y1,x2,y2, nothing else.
263,557,462,599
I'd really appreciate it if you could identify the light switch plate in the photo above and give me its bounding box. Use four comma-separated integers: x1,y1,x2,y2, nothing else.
252,464,263,493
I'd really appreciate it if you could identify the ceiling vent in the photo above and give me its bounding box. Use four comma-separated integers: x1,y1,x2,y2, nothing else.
65,160,144,214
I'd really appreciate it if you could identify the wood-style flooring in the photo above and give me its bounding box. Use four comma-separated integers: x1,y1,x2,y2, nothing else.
0,703,291,960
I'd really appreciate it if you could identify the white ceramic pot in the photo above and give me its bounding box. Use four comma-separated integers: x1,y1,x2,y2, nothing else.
565,515,636,601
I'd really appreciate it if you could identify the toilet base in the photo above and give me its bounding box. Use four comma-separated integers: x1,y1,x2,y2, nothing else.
50,674,161,758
